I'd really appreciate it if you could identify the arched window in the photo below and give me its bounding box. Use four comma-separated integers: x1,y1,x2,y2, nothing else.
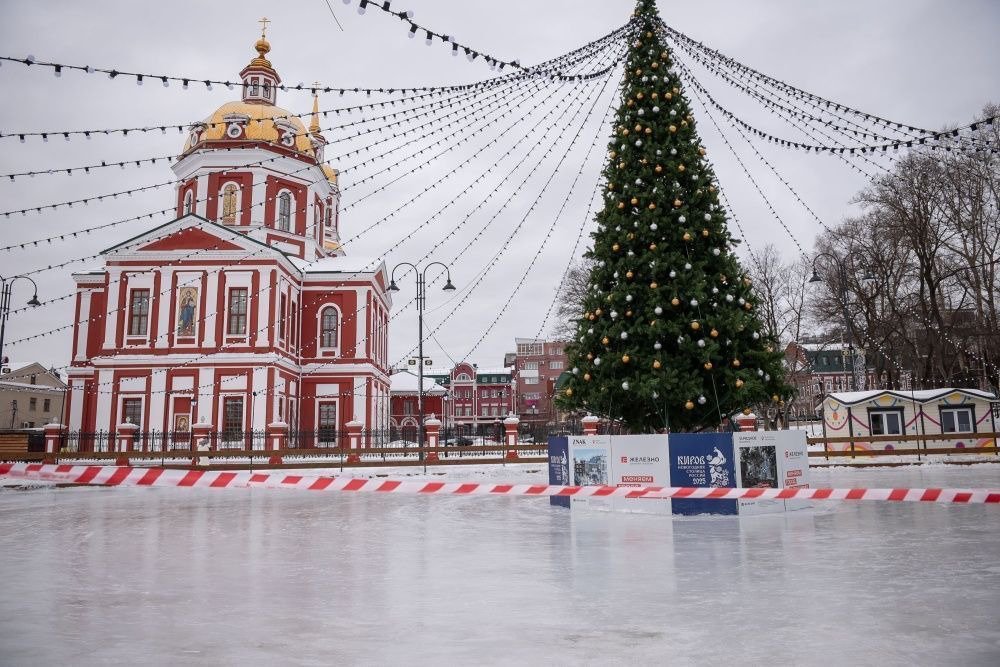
278,191,291,231
320,306,339,349
183,190,194,215
221,183,239,224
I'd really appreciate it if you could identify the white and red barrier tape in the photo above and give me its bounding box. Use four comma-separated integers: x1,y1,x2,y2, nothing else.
2,463,999,504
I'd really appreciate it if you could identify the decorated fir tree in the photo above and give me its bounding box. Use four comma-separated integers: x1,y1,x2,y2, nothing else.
560,0,789,432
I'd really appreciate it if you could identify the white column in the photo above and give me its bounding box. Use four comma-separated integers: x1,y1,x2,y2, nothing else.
353,376,366,428
102,269,122,350
255,269,272,349
197,367,213,424
251,366,268,429
68,379,86,431
195,174,210,219
354,287,368,357
153,268,174,349
95,370,113,431
203,270,219,348
149,369,167,432
251,171,267,227
74,289,93,362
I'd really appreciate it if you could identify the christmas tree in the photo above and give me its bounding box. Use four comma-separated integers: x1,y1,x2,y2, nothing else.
560,0,789,432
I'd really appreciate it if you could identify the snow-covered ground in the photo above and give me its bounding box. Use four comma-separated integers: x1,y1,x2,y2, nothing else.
1,463,999,665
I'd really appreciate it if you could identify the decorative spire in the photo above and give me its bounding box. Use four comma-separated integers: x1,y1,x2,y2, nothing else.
249,17,274,69
241,18,281,104
310,85,322,134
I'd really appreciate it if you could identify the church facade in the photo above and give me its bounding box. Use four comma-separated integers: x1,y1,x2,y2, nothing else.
64,32,392,446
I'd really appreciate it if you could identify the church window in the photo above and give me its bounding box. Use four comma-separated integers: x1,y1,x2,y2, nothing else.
278,191,291,231
128,289,150,336
320,306,339,349
318,402,337,445
263,81,271,100
183,190,194,214
221,183,239,224
227,288,248,336
249,78,259,96
279,294,286,340
325,205,333,227
222,397,244,441
122,398,142,426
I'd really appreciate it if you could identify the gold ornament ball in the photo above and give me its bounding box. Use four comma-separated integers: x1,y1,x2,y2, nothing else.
703,361,713,370
742,407,752,415
617,202,625,210
710,328,719,338
685,400,695,410
609,150,617,158
644,127,652,135
683,232,692,241
630,197,639,205
673,199,682,208
690,321,700,331
622,129,630,136
595,308,602,316
671,297,680,306
708,185,717,192
649,243,657,251
735,379,744,388
640,158,649,165
653,360,661,369
634,123,643,132
602,336,609,345
635,68,643,75
681,120,688,127
660,52,668,60
677,164,686,172
627,233,635,240
622,354,630,364
650,282,658,289
702,229,710,237
651,61,659,69
699,147,706,156
584,373,591,381
612,244,620,252
655,164,663,173
669,124,677,133
744,302,753,311
625,310,632,317
648,203,656,210
651,92,659,100
637,92,645,100
626,270,634,279
618,161,625,169
645,31,653,38
744,277,752,286
586,353,593,360
732,359,741,368
588,314,595,321
673,87,680,94
665,92,673,100
626,99,635,107
565,388,573,397
772,394,780,402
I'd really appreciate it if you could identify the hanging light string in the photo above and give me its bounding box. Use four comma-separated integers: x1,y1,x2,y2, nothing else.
680,57,1000,382
659,21,997,154
17,39,627,391
458,77,624,362
1,36,624,248
4,55,606,298
0,19,633,121
343,0,635,79
0,71,565,219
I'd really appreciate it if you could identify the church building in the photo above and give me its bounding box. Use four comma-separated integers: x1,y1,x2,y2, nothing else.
64,30,392,446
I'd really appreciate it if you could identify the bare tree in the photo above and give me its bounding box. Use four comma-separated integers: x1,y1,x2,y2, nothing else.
550,258,595,340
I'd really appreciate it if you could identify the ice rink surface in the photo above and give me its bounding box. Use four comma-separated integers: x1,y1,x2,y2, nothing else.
1,463,999,665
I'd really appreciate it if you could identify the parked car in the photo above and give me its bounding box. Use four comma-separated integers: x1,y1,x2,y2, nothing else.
455,437,474,446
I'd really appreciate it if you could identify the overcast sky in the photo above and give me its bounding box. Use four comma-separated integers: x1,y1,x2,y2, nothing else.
0,0,997,371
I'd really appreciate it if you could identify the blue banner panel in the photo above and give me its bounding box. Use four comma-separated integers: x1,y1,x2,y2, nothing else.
547,436,570,508
668,433,737,516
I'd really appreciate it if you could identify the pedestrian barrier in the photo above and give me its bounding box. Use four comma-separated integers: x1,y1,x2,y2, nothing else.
2,463,998,504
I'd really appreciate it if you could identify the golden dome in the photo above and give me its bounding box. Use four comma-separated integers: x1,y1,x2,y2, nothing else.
185,101,314,155
322,165,339,184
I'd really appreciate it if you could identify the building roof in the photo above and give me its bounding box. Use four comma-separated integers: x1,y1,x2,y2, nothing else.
827,388,997,406
390,372,446,395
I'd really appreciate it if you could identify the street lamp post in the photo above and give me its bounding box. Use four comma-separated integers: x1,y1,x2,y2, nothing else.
809,253,874,392
0,274,42,368
388,262,455,461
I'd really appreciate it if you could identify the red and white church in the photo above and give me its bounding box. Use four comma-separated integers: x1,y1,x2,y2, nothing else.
64,32,392,444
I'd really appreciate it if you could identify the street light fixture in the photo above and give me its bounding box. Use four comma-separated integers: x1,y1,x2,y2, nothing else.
0,274,42,369
389,261,456,461
809,252,866,392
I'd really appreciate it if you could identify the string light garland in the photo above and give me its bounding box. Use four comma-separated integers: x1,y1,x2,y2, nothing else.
11,37,628,396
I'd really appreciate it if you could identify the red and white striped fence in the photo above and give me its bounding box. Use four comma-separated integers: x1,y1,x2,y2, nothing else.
2,463,998,504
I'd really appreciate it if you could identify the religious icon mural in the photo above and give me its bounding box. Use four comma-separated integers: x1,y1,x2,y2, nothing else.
177,286,198,337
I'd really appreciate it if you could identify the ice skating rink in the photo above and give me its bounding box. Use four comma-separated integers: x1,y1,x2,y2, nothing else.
1,463,998,665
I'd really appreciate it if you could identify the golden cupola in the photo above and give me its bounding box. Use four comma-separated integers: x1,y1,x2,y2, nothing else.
241,18,280,106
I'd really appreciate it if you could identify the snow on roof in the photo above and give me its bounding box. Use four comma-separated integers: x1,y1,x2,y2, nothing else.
476,368,511,376
390,372,446,395
0,379,66,392
293,256,384,274
828,388,997,405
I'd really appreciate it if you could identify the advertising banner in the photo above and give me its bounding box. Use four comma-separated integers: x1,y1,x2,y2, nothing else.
668,433,737,515
776,430,811,511
607,434,671,514
568,435,612,512
734,431,784,516
547,436,570,508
